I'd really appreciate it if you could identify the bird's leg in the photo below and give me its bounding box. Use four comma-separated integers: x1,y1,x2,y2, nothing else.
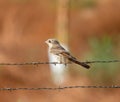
57,55,63,64
60,55,63,64
59,55,67,66
64,57,68,66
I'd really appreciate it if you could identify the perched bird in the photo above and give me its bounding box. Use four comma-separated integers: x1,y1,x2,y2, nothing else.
45,39,90,69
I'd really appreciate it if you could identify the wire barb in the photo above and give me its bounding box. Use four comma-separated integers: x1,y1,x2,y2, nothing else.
0,85,120,91
0,60,119,90
0,60,119,66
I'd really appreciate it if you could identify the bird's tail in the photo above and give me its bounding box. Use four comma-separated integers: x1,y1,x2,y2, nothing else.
68,57,90,69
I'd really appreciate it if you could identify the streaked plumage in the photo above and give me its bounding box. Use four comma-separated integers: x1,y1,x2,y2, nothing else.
45,39,90,69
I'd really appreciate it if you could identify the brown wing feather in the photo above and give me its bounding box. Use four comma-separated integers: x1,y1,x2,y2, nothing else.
60,52,90,69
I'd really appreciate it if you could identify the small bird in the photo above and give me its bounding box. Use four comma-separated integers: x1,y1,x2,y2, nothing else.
45,39,90,69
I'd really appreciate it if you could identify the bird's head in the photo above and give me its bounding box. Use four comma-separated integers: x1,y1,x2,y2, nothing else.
45,39,60,48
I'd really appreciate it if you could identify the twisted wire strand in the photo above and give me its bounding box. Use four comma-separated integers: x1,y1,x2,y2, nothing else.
0,85,120,91
0,60,119,90
0,60,119,66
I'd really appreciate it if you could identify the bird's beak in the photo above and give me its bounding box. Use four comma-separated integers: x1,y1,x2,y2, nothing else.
45,40,47,44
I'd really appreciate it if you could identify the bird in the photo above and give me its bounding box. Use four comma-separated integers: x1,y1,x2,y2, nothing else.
45,39,90,69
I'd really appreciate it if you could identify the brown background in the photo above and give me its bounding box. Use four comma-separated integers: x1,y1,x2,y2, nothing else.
0,0,120,101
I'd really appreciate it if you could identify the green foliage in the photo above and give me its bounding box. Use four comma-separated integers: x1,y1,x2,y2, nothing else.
70,0,97,9
87,35,119,85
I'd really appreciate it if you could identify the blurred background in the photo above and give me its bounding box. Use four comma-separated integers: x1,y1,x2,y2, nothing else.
0,0,120,101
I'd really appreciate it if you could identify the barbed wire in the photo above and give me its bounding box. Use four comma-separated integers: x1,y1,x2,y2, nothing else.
0,85,120,91
0,60,119,66
0,60,119,91
85,60,120,64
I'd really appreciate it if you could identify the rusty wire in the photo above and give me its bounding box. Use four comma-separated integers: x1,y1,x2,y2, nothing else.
0,60,119,66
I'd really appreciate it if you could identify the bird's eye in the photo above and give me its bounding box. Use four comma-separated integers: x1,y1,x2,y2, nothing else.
48,40,51,43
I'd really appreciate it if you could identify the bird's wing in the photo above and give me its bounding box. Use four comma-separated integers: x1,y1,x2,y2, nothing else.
60,51,76,59
50,45,67,55
60,51,90,69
